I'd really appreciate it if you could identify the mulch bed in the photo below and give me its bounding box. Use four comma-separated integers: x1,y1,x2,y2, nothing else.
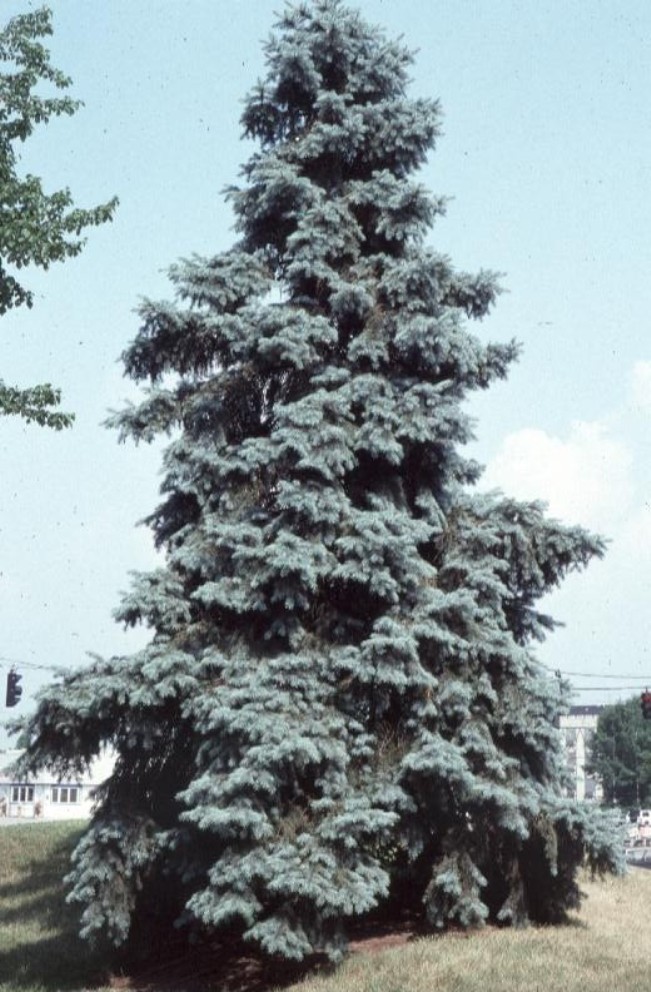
106,916,427,992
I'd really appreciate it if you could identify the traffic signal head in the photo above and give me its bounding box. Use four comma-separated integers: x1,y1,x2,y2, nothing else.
641,690,651,721
5,669,22,708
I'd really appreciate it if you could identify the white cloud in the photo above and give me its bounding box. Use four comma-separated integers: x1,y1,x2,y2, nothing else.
481,420,633,533
477,364,651,698
617,503,651,560
631,360,651,411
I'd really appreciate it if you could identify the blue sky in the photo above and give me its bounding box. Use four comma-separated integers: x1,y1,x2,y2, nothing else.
1,0,651,740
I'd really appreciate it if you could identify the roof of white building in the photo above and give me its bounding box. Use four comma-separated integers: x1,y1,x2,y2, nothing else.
0,749,115,787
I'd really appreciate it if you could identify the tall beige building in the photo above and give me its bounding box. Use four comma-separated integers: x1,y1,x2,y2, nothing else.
558,705,603,802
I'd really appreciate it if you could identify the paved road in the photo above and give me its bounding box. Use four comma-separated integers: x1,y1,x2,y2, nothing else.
625,846,651,869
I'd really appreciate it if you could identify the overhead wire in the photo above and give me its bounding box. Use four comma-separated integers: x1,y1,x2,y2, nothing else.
0,658,648,692
0,655,62,673
560,686,649,693
553,670,650,681
538,661,649,693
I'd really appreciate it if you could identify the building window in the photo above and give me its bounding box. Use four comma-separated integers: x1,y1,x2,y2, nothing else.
51,786,79,804
11,785,34,803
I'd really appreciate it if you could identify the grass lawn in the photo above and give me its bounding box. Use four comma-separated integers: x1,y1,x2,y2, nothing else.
0,821,648,992
289,871,651,992
0,822,109,992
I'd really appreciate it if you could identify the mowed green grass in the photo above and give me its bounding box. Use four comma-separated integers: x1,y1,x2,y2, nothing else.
0,821,649,992
0,822,110,992
285,871,651,992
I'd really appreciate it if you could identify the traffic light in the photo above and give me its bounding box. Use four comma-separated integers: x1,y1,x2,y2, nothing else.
5,668,22,708
641,690,651,721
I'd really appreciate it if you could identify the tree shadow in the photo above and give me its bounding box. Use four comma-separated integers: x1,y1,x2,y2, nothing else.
113,940,329,992
0,826,111,990
0,828,81,925
0,825,324,992
0,932,109,992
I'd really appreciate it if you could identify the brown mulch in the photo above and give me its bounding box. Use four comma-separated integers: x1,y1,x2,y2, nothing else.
104,917,426,992
103,911,502,991
348,917,418,955
105,935,324,992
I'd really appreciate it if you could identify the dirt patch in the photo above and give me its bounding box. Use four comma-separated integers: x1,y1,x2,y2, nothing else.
349,919,417,955
106,940,323,992
104,915,493,990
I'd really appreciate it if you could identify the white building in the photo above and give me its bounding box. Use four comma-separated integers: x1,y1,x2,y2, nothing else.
558,705,603,802
0,749,115,820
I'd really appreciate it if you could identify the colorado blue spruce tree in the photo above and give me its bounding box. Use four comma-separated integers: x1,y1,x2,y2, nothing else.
16,0,622,962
